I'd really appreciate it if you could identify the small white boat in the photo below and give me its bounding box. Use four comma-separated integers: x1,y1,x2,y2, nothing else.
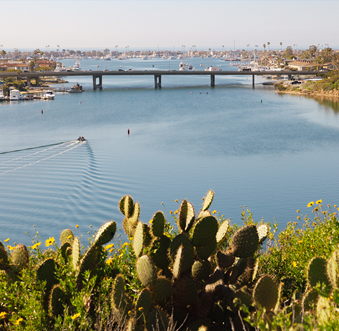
0,89,4,101
10,89,23,100
44,90,55,99
205,66,222,72
73,58,81,71
69,83,84,93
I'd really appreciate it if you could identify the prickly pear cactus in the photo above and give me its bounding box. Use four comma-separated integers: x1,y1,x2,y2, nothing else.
93,221,116,246
230,225,259,258
136,288,151,321
146,307,169,331
153,276,172,302
216,219,229,243
202,189,214,211
216,251,235,269
307,257,332,291
327,249,339,289
11,244,29,273
111,275,125,309
60,242,71,263
60,229,74,246
119,195,134,218
151,211,165,237
192,216,218,247
173,275,197,307
178,199,195,232
76,245,99,288
253,275,278,311
173,244,194,278
191,260,211,281
136,255,156,287
257,223,269,244
72,237,80,270
195,239,217,261
302,289,319,313
37,258,59,294
49,284,65,317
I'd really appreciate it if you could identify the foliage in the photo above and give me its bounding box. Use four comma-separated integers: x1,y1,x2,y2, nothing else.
1,195,339,330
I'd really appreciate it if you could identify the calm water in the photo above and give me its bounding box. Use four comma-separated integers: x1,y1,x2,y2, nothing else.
1,58,339,245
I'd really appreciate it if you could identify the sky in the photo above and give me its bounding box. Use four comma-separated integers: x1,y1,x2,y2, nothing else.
0,1,338,51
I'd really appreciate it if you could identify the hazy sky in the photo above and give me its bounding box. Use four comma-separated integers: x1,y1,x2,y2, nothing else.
1,1,338,51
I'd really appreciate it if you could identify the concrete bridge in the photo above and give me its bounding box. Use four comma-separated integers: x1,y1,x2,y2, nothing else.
0,70,322,89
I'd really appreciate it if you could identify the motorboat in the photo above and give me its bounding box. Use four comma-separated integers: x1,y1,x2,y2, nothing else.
69,83,84,93
9,89,23,100
44,90,55,99
205,66,222,72
73,58,81,71
76,136,86,141
0,89,4,101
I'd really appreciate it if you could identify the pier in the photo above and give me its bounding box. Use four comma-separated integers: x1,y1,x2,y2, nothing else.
0,70,322,90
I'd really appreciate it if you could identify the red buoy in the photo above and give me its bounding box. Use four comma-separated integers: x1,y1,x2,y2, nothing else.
128,129,130,135
41,110,43,114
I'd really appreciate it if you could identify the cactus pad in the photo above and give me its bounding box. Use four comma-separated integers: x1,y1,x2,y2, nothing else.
192,216,218,247
216,220,229,243
173,275,197,307
253,275,278,311
76,245,99,288
128,201,140,225
202,189,214,211
0,247,9,270
60,229,74,246
327,249,339,288
136,288,151,321
111,275,125,309
151,211,165,237
307,257,332,291
230,225,259,258
257,223,269,244
196,238,217,261
150,235,171,270
153,276,172,302
11,244,29,273
72,237,80,270
136,255,156,287
303,289,319,313
178,199,195,232
173,244,194,278
37,258,58,293
192,260,211,281
94,221,116,246
119,195,134,218
170,233,192,260
133,222,145,258
196,210,212,220
216,251,235,269
49,284,65,317
60,242,71,263
123,218,135,238
317,296,331,324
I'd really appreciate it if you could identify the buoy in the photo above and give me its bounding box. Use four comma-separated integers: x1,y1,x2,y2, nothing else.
190,92,193,94
41,110,43,114
128,129,130,135
199,92,201,94
206,92,208,94
261,100,262,103
80,100,82,104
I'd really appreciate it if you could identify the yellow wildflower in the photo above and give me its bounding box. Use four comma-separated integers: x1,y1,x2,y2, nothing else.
313,222,317,226
0,311,6,319
212,210,216,214
296,210,300,213
128,311,132,315
138,307,143,311
109,248,114,253
119,253,123,259
4,238,9,242
32,242,41,249
105,243,114,251
298,240,303,244
314,207,319,212
174,210,178,215
149,219,153,224
122,242,129,248
170,211,173,214
334,205,337,208
175,199,178,202
45,237,55,247
106,258,113,266
71,313,80,320
67,235,72,239
297,216,300,220
334,212,337,215
7,245,16,251
76,225,79,228
15,318,23,325
307,201,314,207
316,199,322,204
293,261,297,267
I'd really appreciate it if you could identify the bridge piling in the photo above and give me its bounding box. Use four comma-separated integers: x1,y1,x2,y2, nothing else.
154,75,161,88
211,75,215,87
92,75,103,90
252,75,255,88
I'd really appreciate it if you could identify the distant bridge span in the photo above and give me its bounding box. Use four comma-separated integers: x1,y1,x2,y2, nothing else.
0,70,322,89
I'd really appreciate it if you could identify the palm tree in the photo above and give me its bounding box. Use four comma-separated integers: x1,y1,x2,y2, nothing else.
267,42,270,51
1,50,6,59
280,42,283,51
263,44,266,52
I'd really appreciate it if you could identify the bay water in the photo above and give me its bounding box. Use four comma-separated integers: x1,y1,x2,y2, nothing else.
1,58,339,245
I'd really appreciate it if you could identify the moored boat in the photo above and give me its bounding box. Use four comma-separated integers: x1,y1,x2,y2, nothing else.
69,83,84,93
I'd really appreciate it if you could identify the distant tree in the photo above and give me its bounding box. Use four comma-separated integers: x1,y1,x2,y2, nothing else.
1,50,6,58
92,50,97,56
315,47,333,64
2,85,9,97
280,42,283,51
267,42,270,50
69,50,75,55
103,48,110,55
76,50,81,56
283,46,294,59
263,44,266,51
29,60,35,72
33,49,43,57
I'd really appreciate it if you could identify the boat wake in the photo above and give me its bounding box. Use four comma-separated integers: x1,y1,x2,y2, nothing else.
0,140,86,176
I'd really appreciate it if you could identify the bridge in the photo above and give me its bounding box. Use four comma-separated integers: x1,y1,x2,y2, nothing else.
0,70,321,89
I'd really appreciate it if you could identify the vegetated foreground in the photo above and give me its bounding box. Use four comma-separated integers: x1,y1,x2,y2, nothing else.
1,192,339,331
